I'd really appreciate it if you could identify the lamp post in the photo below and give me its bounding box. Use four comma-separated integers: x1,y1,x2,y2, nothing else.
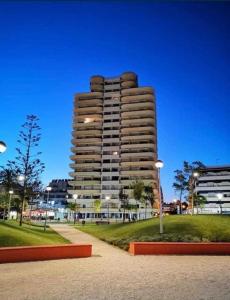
155,160,164,234
8,190,14,220
73,194,78,224
192,172,199,215
217,193,223,214
0,141,7,153
17,174,26,226
106,195,111,223
44,186,52,231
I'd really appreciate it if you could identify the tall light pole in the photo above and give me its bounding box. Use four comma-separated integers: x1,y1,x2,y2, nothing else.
17,174,26,226
217,193,223,214
73,194,78,224
106,195,111,223
44,186,52,231
155,160,164,234
0,141,7,154
192,172,199,215
8,190,14,220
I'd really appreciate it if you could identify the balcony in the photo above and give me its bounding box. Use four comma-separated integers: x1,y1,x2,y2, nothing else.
121,110,154,119
198,175,230,181
69,180,101,186
121,170,154,176
121,143,155,150
76,129,102,137
121,161,155,167
76,98,103,108
70,162,101,169
72,137,101,145
121,102,154,112
121,134,154,142
121,118,154,127
121,179,154,186
121,152,155,159
68,189,101,196
76,107,103,115
121,126,155,135
70,154,101,161
69,171,101,177
74,121,102,130
74,114,102,123
121,87,154,97
196,186,230,192
75,92,103,100
121,94,154,104
71,145,101,152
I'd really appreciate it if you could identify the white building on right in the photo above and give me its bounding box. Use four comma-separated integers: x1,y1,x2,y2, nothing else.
195,165,230,214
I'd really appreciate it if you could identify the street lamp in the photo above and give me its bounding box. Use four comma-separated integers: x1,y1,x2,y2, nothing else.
8,190,14,220
155,160,164,234
217,193,223,214
73,194,78,224
17,174,26,226
105,195,111,223
0,141,7,153
44,186,52,231
192,171,199,215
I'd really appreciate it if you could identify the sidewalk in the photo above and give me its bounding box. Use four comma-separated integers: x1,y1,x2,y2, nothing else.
50,223,129,259
0,224,229,300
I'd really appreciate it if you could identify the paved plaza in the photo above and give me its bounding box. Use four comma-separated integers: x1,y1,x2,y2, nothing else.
0,224,229,300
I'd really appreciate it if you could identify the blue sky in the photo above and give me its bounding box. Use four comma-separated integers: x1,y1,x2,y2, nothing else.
0,1,229,201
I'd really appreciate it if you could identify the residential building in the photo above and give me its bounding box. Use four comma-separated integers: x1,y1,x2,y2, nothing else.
68,72,158,220
195,165,230,214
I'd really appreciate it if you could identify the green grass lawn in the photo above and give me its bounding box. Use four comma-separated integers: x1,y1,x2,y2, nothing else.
76,215,230,250
0,221,70,247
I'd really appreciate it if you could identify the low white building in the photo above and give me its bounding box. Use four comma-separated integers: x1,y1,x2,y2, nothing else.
195,165,230,214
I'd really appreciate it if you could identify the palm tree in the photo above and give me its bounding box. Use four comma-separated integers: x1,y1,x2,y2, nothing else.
193,194,206,214
130,179,144,220
67,202,79,224
119,188,129,223
143,185,154,219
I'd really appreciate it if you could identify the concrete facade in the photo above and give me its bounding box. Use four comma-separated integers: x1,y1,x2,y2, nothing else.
195,165,230,214
68,72,158,219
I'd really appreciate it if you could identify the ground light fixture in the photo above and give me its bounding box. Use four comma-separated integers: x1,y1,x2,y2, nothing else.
155,160,164,234
44,186,52,231
0,141,7,153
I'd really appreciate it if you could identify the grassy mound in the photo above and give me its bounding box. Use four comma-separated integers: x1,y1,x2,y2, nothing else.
0,221,70,247
76,215,230,250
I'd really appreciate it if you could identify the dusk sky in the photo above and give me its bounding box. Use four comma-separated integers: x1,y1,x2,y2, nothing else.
0,1,229,201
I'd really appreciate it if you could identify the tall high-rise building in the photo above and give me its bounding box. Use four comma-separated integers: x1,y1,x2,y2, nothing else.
68,72,158,219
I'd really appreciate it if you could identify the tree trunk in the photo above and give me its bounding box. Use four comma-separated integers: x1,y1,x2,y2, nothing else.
145,202,147,219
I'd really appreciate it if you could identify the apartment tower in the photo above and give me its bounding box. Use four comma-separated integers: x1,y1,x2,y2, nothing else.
69,72,158,216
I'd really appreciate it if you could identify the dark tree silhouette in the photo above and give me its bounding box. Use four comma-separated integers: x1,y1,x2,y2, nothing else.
8,115,45,226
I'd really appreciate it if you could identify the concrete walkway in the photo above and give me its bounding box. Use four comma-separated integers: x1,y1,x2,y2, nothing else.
0,224,230,300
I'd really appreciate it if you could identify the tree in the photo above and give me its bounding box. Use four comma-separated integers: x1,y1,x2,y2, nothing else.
67,202,80,224
0,194,8,220
93,199,101,214
143,185,154,219
8,115,45,226
119,188,129,223
173,161,205,213
0,166,18,219
193,194,206,214
130,179,144,218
